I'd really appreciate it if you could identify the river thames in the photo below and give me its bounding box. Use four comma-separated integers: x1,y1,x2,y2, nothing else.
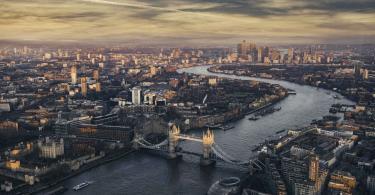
57,65,353,195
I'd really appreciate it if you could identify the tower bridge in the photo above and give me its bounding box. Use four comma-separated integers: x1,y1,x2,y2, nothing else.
133,125,264,173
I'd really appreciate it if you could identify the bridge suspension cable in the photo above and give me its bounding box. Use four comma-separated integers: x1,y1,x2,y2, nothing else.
210,144,248,165
134,137,169,150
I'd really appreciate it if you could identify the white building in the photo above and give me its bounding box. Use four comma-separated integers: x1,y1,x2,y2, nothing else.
38,137,64,159
367,175,375,192
132,87,142,105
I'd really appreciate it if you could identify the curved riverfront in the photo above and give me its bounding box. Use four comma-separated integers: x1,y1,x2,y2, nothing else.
58,65,353,195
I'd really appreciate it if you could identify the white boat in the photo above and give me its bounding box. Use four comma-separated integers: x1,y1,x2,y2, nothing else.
72,181,92,191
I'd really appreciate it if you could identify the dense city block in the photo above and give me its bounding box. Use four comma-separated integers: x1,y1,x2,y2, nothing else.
0,42,374,194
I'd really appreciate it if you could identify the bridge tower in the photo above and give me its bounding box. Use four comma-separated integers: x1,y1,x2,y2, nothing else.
200,128,215,166
168,125,180,159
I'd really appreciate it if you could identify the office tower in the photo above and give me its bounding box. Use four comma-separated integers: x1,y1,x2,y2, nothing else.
237,40,246,56
258,47,263,63
71,65,77,84
93,70,99,81
264,47,270,57
76,53,80,61
81,77,87,97
271,49,281,62
96,82,101,92
132,87,142,105
288,48,294,64
353,61,363,80
237,40,256,57
363,69,369,80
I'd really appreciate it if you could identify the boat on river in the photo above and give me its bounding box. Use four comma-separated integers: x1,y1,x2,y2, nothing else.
248,116,260,121
73,181,93,191
221,125,235,131
276,129,286,134
333,95,340,99
254,106,282,117
204,123,221,129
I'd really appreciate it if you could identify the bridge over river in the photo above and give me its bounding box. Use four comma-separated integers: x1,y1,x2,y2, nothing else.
58,65,353,195
133,125,264,172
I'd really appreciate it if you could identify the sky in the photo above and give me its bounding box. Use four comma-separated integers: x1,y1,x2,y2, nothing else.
1,0,375,46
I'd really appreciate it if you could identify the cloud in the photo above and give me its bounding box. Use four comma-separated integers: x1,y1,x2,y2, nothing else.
49,12,108,21
0,0,373,46
81,0,182,12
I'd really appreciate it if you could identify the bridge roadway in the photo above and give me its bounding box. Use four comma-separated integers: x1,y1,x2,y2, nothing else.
176,134,203,142
133,132,263,171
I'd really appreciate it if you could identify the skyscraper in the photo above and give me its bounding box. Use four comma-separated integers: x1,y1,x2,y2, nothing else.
132,87,142,105
363,69,369,80
264,47,270,58
81,77,87,97
353,61,363,80
257,47,263,63
71,65,77,84
237,40,256,57
93,70,99,81
288,48,294,64
271,49,281,63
